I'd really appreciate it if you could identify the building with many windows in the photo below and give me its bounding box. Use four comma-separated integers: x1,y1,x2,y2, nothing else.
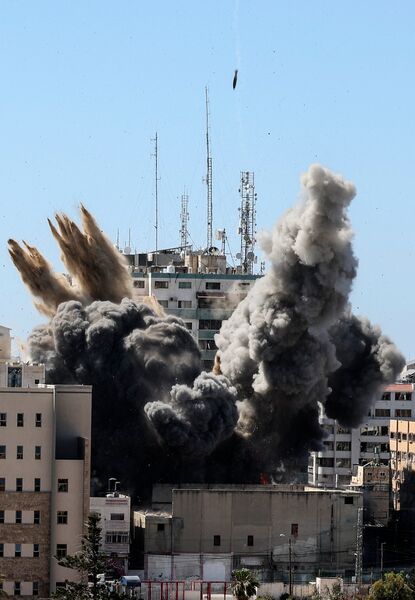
0,381,91,598
125,248,261,370
308,383,415,489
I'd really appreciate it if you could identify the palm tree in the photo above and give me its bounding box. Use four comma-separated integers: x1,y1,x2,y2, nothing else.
231,568,259,600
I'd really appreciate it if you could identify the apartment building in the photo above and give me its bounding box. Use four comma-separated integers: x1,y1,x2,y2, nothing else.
0,325,45,387
390,418,415,512
349,462,390,525
135,484,362,582
90,490,131,575
309,383,415,489
127,249,261,370
0,382,91,598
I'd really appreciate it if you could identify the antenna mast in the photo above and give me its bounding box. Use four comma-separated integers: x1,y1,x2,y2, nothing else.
151,132,160,255
180,189,189,251
238,171,257,274
205,87,213,250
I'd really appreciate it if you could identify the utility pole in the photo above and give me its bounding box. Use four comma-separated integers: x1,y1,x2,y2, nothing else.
289,537,293,597
205,87,213,251
355,507,363,588
180,189,189,252
380,542,386,577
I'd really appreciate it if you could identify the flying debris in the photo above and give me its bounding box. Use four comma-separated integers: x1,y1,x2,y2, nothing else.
9,165,404,498
233,69,238,89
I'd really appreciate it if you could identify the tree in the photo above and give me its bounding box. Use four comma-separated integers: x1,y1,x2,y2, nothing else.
53,512,126,600
369,572,414,600
231,568,260,600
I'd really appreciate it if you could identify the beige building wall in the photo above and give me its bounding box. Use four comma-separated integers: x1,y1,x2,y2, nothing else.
0,384,91,598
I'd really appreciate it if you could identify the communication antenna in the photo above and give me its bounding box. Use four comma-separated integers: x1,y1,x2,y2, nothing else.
151,132,160,259
205,87,213,250
180,189,189,252
238,171,257,274
355,507,363,588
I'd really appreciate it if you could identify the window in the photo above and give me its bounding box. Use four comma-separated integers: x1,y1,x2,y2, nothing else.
157,523,165,532
34,510,40,524
134,280,145,288
35,413,42,427
16,445,23,459
16,478,23,492
0,544,3,557
317,457,334,467
16,510,22,524
336,441,351,451
206,282,220,290
381,392,391,400
35,446,41,460
185,322,192,330
375,409,391,417
154,280,169,289
0,510,4,523
33,543,39,558
57,511,68,524
396,392,412,401
14,582,21,596
0,413,6,426
213,535,221,546
58,478,68,492
0,446,5,459
199,339,218,351
336,425,350,434
17,413,24,427
396,409,412,418
33,582,39,596
178,300,192,308
199,319,222,330
344,496,354,505
56,544,67,559
8,366,22,387
34,379,39,384
323,441,334,450
0,478,4,492
15,543,22,557
336,458,351,468
158,300,169,308
247,535,254,546
291,523,299,537
105,531,129,544
110,513,125,521
34,478,41,492
179,281,192,289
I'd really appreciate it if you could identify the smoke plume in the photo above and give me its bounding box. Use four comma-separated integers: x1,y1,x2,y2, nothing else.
9,164,405,496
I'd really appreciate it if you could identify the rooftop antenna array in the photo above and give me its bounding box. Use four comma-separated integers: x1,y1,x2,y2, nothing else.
205,87,213,251
180,189,189,252
151,132,160,261
238,171,257,274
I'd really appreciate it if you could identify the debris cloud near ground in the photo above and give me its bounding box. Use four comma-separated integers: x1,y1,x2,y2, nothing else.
9,165,405,496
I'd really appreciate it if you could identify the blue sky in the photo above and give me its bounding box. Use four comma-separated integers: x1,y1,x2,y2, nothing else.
1,1,415,358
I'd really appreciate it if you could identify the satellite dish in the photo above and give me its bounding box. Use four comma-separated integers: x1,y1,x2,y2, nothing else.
209,246,220,255
124,246,131,254
247,252,255,260
236,252,242,259
215,229,224,241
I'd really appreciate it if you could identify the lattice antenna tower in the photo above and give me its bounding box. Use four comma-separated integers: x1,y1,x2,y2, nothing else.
205,87,213,250
238,171,257,274
180,189,189,251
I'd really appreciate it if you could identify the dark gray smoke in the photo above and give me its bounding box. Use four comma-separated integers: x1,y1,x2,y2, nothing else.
215,164,404,472
9,165,405,495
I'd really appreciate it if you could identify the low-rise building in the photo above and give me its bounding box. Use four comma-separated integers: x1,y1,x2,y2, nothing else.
90,490,131,575
135,484,362,583
349,462,390,525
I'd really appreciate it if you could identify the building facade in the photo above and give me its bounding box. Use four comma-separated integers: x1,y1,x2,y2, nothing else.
135,484,362,583
308,383,415,489
126,249,261,370
349,462,390,525
0,383,91,598
0,325,45,388
90,491,131,575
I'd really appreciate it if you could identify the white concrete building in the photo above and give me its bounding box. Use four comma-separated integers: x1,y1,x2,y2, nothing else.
0,382,92,598
308,383,415,488
90,490,131,574
126,249,261,370
0,325,45,388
